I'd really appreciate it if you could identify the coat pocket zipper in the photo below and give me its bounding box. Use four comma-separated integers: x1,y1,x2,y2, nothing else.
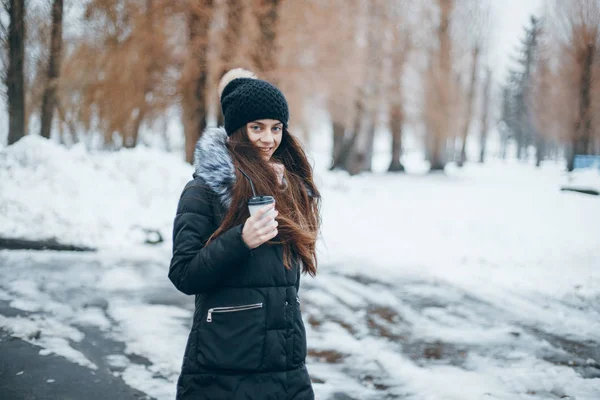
206,303,263,322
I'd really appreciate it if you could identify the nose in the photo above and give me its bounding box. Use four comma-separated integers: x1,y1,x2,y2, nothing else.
261,131,274,144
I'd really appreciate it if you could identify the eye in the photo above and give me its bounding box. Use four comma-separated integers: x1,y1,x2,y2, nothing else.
251,125,262,131
272,126,282,133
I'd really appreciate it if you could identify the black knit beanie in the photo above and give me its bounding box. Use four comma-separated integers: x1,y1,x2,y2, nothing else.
218,68,289,136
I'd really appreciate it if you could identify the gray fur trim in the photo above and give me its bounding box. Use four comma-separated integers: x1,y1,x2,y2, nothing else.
192,126,236,209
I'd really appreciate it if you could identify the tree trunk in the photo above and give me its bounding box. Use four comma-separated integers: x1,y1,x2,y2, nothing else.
429,129,446,170
458,47,479,167
362,115,376,172
182,0,214,164
216,0,243,126
428,0,453,172
387,19,410,173
161,117,171,152
515,117,524,161
344,103,373,175
126,109,145,148
39,0,63,140
343,2,383,175
388,104,405,172
429,147,446,170
7,0,26,145
221,0,244,66
500,136,507,160
479,68,491,163
124,0,157,149
251,0,281,80
566,142,575,172
330,130,358,170
345,132,367,176
535,134,545,167
330,99,362,170
331,120,345,163
568,43,594,171
55,99,78,145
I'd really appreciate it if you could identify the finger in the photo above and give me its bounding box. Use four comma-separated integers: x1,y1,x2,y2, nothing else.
256,219,278,236
252,212,276,231
259,228,278,243
255,203,276,219
248,210,269,227
250,212,275,232
256,210,278,229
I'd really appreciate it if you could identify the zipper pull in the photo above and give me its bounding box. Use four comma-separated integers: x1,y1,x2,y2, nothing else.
296,296,300,304
207,309,213,322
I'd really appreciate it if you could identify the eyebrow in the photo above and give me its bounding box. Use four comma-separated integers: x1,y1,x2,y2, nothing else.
252,121,282,127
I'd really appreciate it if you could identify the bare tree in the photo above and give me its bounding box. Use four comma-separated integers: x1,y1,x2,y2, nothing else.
250,0,282,82
479,67,491,163
424,0,454,171
344,0,387,175
530,27,552,167
6,0,26,145
181,0,214,163
39,0,63,140
548,0,600,170
316,0,363,168
23,1,53,140
456,46,479,167
215,0,244,126
53,0,178,150
454,0,492,167
387,2,413,172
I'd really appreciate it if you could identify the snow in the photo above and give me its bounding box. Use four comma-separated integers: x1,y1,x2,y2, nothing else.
1,136,599,399
0,135,191,249
0,314,97,370
562,167,600,194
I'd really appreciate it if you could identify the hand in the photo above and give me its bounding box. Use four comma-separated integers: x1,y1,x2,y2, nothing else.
242,203,279,249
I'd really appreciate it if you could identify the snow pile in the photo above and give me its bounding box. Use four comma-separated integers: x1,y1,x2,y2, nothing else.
0,136,193,248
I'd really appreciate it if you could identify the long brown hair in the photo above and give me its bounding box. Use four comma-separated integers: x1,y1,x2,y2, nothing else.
207,126,321,276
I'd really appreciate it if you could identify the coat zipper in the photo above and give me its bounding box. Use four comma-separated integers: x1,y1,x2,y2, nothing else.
206,303,263,322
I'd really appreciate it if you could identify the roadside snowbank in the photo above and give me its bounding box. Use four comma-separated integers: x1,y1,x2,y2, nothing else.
0,136,192,249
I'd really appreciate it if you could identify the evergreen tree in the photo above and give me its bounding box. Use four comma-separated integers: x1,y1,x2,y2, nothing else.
502,15,541,161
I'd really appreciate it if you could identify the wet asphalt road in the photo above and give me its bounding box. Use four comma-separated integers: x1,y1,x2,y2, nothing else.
0,331,151,400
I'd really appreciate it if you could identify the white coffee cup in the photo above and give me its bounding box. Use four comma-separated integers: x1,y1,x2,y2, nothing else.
248,195,275,219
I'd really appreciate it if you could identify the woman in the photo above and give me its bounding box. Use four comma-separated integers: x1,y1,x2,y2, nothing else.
169,68,321,400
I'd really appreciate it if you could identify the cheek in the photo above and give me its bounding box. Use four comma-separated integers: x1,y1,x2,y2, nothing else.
247,132,261,145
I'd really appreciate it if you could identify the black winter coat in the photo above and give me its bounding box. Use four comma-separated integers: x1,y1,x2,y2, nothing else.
168,127,314,400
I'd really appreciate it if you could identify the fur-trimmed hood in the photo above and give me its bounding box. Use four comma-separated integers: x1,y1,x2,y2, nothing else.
192,126,236,209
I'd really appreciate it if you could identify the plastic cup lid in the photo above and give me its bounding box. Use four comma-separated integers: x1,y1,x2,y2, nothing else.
248,195,275,205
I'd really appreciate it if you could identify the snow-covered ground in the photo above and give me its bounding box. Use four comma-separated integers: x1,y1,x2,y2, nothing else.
0,136,191,248
1,136,599,399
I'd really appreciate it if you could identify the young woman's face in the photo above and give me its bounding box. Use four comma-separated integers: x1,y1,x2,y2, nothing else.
246,119,283,160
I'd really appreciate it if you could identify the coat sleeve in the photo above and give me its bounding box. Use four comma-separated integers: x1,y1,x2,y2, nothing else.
168,181,251,295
